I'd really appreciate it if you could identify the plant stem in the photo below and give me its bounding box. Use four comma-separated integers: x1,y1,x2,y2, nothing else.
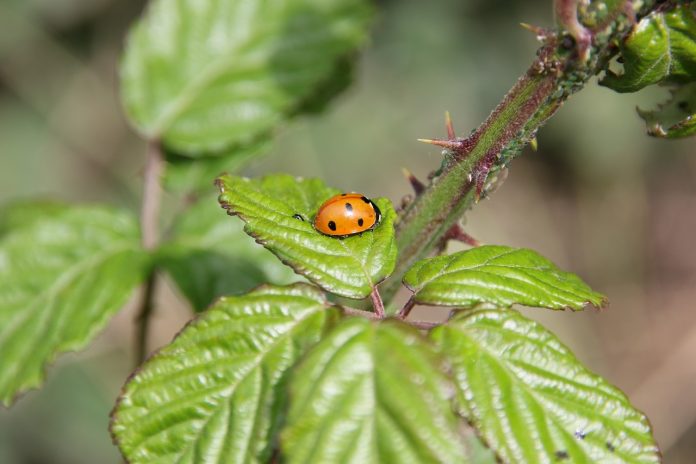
370,286,385,318
141,140,164,250
380,0,660,305
135,272,157,364
342,307,440,330
135,139,164,364
397,296,416,319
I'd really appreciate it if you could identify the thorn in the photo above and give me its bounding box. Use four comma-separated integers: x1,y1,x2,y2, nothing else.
417,138,463,150
447,224,482,247
402,168,425,195
520,22,550,41
530,137,538,151
444,111,456,139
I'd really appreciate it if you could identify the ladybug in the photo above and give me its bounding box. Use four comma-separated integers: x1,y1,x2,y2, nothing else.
313,193,381,237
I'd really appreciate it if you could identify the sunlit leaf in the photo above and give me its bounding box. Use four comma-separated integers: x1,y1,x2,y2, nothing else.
121,0,373,154
216,174,397,299
0,206,148,405
403,245,605,310
602,4,696,92
111,284,339,464
282,317,466,463
158,196,297,311
432,309,661,464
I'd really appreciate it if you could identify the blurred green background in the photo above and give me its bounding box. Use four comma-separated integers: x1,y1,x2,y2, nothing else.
1,0,695,462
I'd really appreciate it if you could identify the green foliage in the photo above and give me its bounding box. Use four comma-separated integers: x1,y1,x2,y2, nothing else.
121,0,373,155
111,284,340,464
164,139,271,194
638,82,696,138
0,206,148,405
217,174,397,299
403,245,605,310
282,317,465,463
432,309,661,464
0,201,68,235
602,4,696,92
157,197,297,311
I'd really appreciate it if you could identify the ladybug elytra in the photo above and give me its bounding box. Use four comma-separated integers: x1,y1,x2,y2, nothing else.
313,193,381,237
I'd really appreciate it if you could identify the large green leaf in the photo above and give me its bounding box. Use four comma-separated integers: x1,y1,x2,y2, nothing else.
403,245,605,310
121,0,373,154
0,200,68,235
431,309,660,463
602,4,696,92
164,139,271,194
217,174,397,299
281,317,466,463
111,284,339,464
158,196,297,312
637,82,696,138
0,206,148,405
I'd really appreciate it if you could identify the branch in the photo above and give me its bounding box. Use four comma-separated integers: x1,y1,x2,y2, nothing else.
380,0,661,305
135,139,164,364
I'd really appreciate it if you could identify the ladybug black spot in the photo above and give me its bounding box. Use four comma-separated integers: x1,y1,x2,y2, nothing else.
358,218,364,227
328,220,337,231
345,202,353,212
341,193,347,196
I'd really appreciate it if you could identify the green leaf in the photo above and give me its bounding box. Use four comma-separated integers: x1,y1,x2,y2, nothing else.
0,206,148,405
281,317,466,463
217,174,397,299
431,309,660,464
637,82,696,138
111,284,339,464
121,0,373,154
158,196,297,311
403,245,605,310
0,200,68,235
164,139,271,193
601,4,696,92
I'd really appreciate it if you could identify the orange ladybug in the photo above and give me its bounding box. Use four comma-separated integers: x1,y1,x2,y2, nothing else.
313,193,381,237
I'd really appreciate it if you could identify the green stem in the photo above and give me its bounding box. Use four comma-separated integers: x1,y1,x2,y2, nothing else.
380,0,660,305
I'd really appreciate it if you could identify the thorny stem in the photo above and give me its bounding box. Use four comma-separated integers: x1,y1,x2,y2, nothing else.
379,0,662,306
135,139,164,364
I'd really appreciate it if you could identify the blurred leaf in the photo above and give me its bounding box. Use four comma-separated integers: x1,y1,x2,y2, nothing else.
637,82,696,138
601,5,696,92
111,284,339,464
0,206,148,406
403,245,605,310
164,139,272,194
217,174,397,299
0,200,68,235
281,317,466,463
431,309,660,463
121,0,373,154
158,196,297,311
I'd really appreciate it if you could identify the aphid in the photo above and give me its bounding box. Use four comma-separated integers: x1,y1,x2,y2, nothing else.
313,193,381,237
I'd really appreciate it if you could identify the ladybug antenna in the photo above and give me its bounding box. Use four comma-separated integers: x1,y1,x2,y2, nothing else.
402,167,425,195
